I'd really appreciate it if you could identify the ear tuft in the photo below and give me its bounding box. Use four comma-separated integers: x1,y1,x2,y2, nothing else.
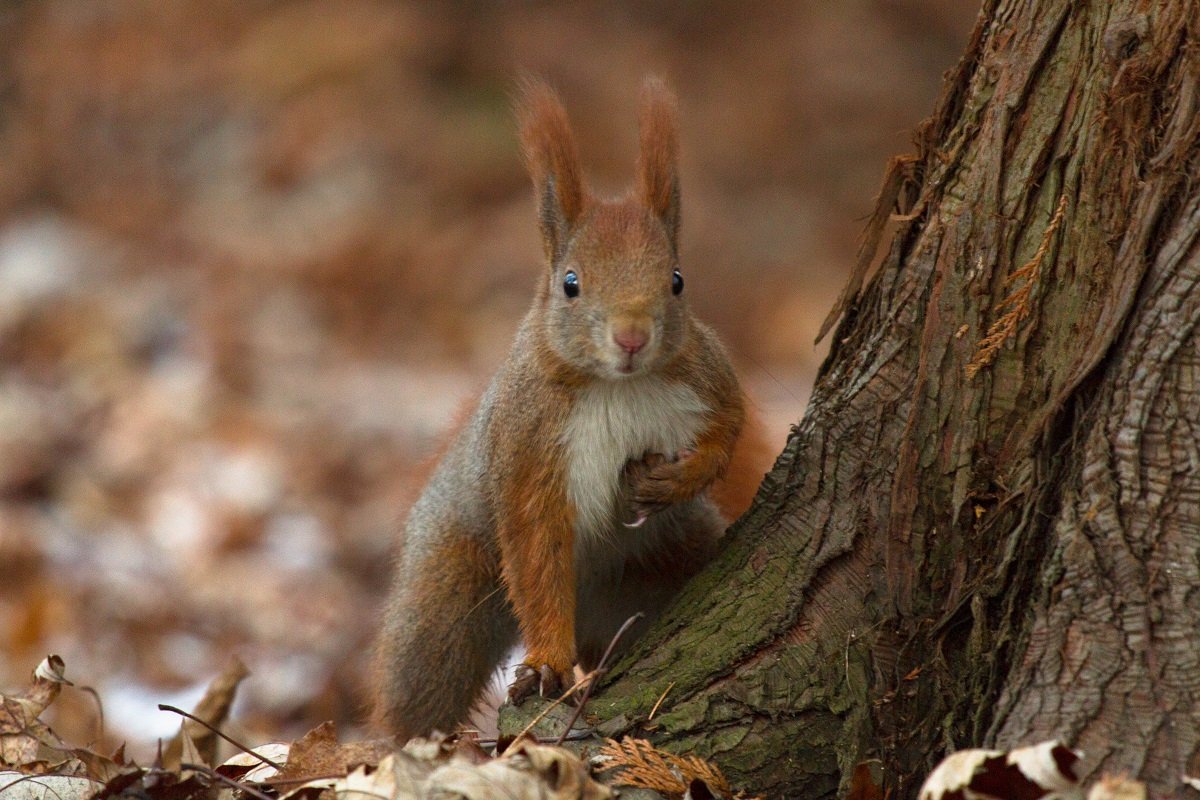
636,76,681,249
515,77,586,261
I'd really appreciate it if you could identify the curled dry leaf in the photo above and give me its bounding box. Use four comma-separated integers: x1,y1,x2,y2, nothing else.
67,744,137,784
428,741,613,800
0,656,72,769
176,730,204,779
163,656,249,770
919,740,1083,800
218,742,291,783
1,656,70,733
31,657,72,691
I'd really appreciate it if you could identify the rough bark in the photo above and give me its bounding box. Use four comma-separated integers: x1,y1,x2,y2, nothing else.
555,1,1200,797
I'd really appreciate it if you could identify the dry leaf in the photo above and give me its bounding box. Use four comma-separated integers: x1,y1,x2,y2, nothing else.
163,656,249,770
0,771,102,800
919,740,1082,800
276,721,389,782
0,656,72,769
176,730,205,778
279,751,436,800
340,755,399,800
66,745,137,783
219,742,291,783
276,735,457,800
385,750,445,799
279,721,340,780
428,741,613,800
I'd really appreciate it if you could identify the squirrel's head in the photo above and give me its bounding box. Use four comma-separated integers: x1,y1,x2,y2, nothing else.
517,77,688,381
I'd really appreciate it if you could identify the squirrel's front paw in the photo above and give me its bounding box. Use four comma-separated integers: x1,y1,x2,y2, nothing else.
625,451,691,525
508,663,574,705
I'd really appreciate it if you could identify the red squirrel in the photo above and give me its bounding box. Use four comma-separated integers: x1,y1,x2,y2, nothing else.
372,77,772,740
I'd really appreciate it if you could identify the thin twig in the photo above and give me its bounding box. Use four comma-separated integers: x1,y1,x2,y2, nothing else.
511,674,591,746
158,704,285,771
647,681,675,721
553,612,644,746
78,685,105,742
263,773,346,786
181,762,275,800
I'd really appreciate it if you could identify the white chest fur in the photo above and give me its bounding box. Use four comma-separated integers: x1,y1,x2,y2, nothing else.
563,377,709,543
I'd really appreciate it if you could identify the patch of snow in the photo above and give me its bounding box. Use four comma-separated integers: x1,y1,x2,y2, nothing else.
100,678,210,743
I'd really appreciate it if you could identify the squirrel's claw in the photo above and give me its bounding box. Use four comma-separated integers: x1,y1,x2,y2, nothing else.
508,663,574,706
508,664,538,705
623,511,650,529
538,664,564,698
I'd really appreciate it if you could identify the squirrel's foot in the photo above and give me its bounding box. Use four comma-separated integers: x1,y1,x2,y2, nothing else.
508,663,575,705
625,450,698,520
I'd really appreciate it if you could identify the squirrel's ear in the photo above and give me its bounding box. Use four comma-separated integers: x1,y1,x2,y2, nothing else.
636,77,681,252
516,78,587,263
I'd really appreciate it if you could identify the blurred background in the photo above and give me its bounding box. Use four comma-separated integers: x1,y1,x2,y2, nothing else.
0,0,975,754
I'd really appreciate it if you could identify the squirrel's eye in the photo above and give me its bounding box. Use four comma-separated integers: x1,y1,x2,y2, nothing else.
563,270,580,298
671,269,684,296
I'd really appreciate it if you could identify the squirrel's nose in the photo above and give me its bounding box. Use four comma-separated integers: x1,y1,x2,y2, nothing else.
614,328,648,354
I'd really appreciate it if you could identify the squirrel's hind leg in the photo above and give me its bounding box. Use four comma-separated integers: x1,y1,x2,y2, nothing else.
371,533,516,741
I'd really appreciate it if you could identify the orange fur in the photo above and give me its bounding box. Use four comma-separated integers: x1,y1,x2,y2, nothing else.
627,405,742,510
636,77,681,230
711,405,774,521
497,445,576,679
516,78,588,261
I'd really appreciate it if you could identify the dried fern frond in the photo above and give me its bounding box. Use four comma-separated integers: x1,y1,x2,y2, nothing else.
595,737,759,800
966,193,1068,378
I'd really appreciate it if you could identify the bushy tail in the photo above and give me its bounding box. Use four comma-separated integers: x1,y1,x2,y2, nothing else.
371,535,516,740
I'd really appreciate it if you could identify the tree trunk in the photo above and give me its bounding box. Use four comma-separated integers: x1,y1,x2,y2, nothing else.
572,1,1200,796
